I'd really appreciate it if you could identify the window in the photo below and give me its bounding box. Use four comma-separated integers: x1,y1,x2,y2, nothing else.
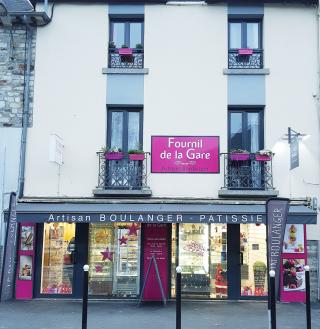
107,108,143,152
228,19,263,69
229,20,262,50
228,109,264,152
110,19,144,49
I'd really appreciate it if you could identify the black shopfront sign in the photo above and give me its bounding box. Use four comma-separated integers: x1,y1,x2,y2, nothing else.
18,212,266,224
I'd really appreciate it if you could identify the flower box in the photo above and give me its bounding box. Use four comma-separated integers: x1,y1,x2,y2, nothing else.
129,153,145,161
118,48,133,56
255,154,272,161
238,48,253,55
230,153,250,161
105,152,123,160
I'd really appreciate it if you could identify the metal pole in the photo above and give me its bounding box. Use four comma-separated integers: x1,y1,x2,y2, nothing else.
176,266,182,329
269,270,276,329
82,264,89,329
305,265,312,329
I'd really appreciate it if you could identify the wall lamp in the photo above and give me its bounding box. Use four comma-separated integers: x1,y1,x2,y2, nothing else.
281,127,311,143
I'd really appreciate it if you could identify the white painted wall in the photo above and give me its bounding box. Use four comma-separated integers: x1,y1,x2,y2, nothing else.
24,4,108,197
144,4,228,197
264,5,320,239
25,3,320,240
0,128,21,245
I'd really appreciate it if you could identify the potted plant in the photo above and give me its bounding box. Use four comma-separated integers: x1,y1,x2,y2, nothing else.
103,147,123,160
238,48,253,55
118,44,133,55
128,147,145,161
253,261,267,294
135,43,143,53
230,149,250,161
109,41,116,49
255,149,274,162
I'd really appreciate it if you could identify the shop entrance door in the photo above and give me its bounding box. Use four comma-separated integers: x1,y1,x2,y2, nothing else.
227,224,268,299
172,224,228,299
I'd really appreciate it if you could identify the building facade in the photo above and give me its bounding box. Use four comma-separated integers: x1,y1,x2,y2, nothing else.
2,0,320,301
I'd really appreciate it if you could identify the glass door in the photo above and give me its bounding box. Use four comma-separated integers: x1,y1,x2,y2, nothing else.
240,224,268,297
171,224,227,299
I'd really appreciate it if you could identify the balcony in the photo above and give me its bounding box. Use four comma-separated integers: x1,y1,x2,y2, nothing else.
219,153,278,198
108,48,144,69
228,49,263,69
93,152,151,197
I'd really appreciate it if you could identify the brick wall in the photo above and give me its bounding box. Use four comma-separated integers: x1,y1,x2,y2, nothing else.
0,26,36,127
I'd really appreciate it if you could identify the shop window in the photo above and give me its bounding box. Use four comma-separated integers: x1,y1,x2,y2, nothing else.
240,224,268,297
40,223,75,294
171,224,227,299
88,223,141,297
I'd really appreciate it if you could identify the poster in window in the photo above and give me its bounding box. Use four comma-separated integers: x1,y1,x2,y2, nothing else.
282,224,304,253
282,259,305,292
20,226,34,251
19,255,32,281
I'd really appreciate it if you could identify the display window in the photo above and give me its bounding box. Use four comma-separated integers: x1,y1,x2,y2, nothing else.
40,223,75,294
171,224,227,299
88,223,141,297
240,224,267,297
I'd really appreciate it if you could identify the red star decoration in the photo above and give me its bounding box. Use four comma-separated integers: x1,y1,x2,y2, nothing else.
101,248,113,261
128,223,138,236
119,235,128,245
95,265,103,272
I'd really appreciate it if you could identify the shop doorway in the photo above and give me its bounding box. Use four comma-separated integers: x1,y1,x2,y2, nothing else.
171,224,228,299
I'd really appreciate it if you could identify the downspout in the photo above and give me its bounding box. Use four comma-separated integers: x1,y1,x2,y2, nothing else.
317,1,320,301
18,16,33,199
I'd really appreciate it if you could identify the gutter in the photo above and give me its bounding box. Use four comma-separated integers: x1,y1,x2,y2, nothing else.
18,16,33,199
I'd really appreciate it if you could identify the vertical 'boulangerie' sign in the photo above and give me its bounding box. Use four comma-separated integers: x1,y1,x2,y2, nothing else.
0,192,18,301
266,198,289,295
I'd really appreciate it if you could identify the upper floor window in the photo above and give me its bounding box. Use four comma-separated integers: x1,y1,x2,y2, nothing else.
228,19,263,69
109,19,144,69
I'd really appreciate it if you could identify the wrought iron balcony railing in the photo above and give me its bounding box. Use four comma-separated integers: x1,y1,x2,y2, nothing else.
108,48,144,69
221,153,274,190
228,49,263,69
96,152,149,190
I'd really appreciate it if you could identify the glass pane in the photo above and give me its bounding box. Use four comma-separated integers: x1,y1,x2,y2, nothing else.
179,224,210,297
128,112,140,151
230,112,243,150
112,23,125,48
110,112,123,150
240,224,268,297
229,23,242,49
247,112,260,152
88,223,141,297
41,223,75,294
210,224,227,299
129,23,142,48
247,23,259,49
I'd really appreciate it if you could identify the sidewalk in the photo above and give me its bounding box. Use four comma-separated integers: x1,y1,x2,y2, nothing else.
0,300,319,329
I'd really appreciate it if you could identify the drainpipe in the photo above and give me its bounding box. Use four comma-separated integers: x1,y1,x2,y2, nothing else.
317,1,320,301
18,16,33,199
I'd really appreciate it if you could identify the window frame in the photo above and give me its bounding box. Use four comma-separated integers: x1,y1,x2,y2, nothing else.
228,19,263,50
107,108,143,153
109,18,144,48
228,108,264,152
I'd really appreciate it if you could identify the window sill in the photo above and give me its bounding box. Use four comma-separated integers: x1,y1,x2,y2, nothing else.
93,188,152,197
102,68,149,75
223,68,270,75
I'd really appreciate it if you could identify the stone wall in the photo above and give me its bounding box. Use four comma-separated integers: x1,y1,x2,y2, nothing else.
0,26,36,127
307,240,319,301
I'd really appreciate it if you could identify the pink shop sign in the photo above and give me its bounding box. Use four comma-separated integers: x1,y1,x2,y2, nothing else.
151,136,220,173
